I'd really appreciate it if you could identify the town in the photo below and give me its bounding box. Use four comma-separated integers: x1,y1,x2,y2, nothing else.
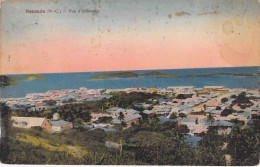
1,86,259,137
1,85,259,165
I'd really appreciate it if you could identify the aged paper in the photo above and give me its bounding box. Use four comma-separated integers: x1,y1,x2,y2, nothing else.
0,0,259,165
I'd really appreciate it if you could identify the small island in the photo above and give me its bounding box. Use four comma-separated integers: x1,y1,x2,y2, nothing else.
87,71,260,79
87,72,139,79
15,74,46,81
0,74,46,87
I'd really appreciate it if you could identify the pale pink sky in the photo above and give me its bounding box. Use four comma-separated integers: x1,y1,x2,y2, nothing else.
1,0,259,74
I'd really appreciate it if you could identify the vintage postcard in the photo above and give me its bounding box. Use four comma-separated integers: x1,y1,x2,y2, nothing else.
0,0,259,165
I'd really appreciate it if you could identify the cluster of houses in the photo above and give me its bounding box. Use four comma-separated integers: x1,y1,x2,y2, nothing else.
11,113,73,133
1,86,259,139
1,87,112,111
90,107,142,129
86,86,259,137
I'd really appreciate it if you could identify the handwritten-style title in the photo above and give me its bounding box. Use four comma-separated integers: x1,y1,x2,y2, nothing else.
25,9,99,14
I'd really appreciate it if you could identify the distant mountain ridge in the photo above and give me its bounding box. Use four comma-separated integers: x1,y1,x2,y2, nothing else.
87,71,260,79
0,74,45,87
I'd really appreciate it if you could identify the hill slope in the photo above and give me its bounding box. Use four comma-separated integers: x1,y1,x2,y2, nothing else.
0,74,45,87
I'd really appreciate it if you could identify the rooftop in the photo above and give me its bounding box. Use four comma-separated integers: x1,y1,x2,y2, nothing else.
49,120,72,127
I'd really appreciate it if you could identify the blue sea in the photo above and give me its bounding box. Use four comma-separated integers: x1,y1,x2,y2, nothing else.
1,66,259,98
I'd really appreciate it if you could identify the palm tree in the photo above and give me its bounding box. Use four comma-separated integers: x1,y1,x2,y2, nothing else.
206,113,215,125
118,111,125,121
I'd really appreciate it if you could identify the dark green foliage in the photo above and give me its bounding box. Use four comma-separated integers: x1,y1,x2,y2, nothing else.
216,106,221,110
231,94,237,98
176,94,193,99
179,113,186,118
97,116,113,124
206,113,215,125
1,88,259,166
121,121,127,127
138,111,148,123
227,119,260,166
194,127,226,165
230,119,244,125
0,103,12,162
240,105,247,109
221,97,228,103
43,100,57,106
221,108,235,116
169,113,177,119
109,91,164,109
232,92,253,108
118,112,125,121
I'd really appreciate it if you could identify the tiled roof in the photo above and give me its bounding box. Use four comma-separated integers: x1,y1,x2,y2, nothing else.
124,114,141,122
143,110,154,115
49,120,72,127
209,120,234,127
12,116,45,128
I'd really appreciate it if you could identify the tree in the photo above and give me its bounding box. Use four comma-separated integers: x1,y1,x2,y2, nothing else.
139,111,148,123
118,112,125,121
121,121,127,128
176,94,186,99
227,121,260,166
221,108,234,116
221,97,228,103
131,122,136,127
74,118,83,127
128,131,173,165
179,113,186,118
231,95,237,98
169,113,177,119
97,116,113,124
81,111,92,122
232,92,252,107
206,113,215,125
194,127,226,165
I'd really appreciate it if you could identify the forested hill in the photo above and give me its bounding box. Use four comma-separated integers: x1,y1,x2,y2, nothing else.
0,74,45,87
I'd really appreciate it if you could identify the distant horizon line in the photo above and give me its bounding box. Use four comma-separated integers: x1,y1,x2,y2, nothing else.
2,65,260,76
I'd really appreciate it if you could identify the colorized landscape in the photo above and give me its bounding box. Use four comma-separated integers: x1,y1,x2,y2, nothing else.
0,67,260,165
1,0,260,165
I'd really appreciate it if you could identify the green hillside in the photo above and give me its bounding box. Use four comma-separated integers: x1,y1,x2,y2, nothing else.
0,75,19,87
0,74,45,87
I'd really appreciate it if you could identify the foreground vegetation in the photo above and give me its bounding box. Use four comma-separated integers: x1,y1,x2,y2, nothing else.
1,101,259,165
